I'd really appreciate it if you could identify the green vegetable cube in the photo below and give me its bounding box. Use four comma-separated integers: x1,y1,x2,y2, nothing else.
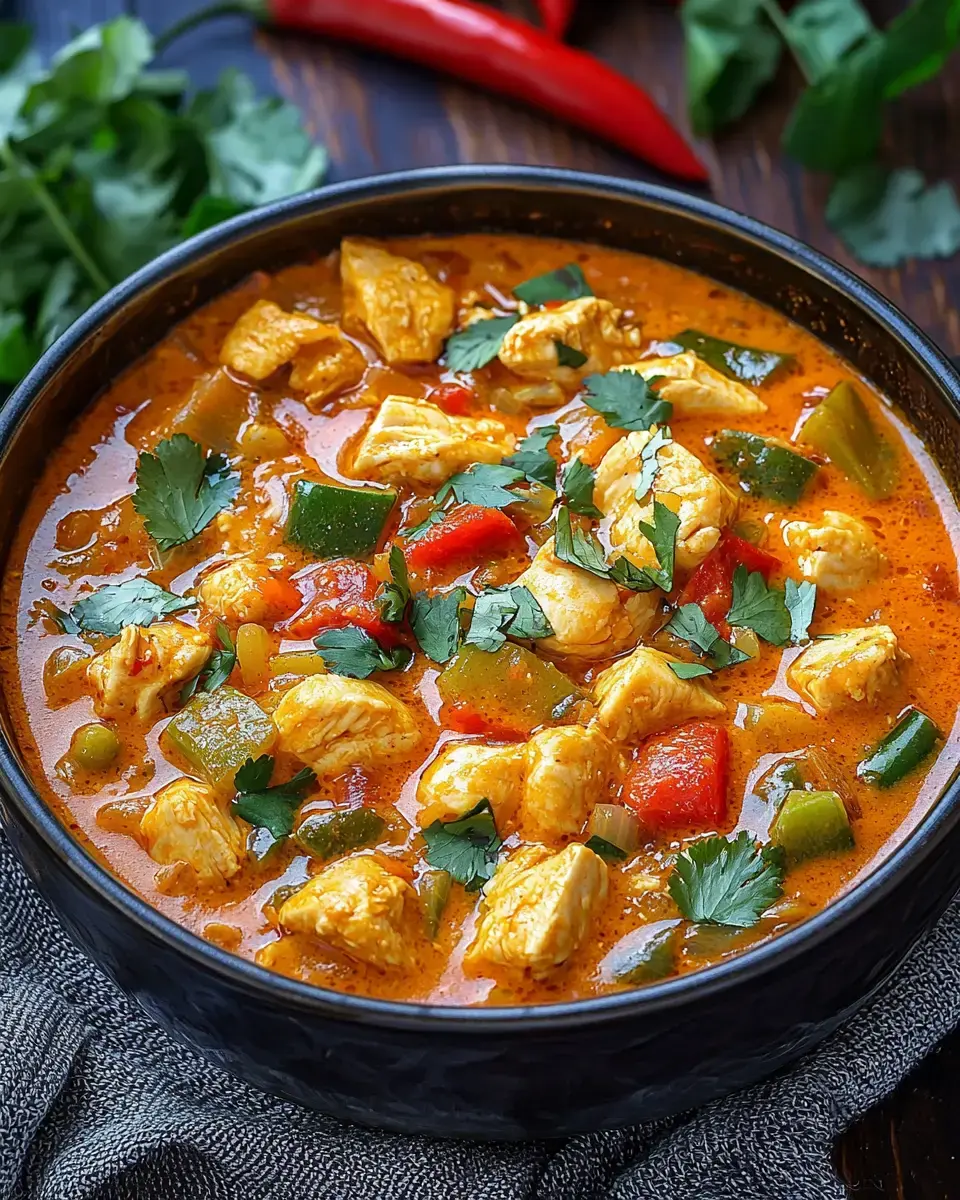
286,480,396,558
295,807,386,860
163,686,276,792
606,921,681,985
770,789,853,866
419,869,453,940
713,429,818,503
801,382,898,500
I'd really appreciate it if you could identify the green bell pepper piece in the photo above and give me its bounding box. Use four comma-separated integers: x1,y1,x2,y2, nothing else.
713,430,818,503
755,759,805,810
295,807,386,860
668,329,792,385
858,708,942,788
163,685,276,791
801,381,898,500
286,480,396,558
605,920,681,984
419,869,453,940
770,789,853,865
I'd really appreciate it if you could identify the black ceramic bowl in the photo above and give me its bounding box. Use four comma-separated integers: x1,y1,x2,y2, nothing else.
1,166,959,1139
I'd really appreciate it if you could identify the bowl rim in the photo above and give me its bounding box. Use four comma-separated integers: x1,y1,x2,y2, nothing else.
2,163,960,1033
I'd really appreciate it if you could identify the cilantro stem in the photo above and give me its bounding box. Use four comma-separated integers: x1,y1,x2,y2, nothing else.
759,0,815,86
0,139,112,296
155,1,266,54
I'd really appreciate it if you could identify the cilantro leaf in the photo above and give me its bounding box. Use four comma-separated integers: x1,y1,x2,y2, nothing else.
181,621,236,702
668,660,714,680
513,263,592,305
825,165,960,267
559,458,603,518
465,585,553,653
634,426,673,500
666,602,750,670
554,505,610,580
231,754,316,840
409,588,466,664
69,577,196,636
422,799,502,891
555,341,588,369
582,371,673,431
784,0,874,83
607,556,658,593
445,315,518,373
502,424,559,489
638,500,680,592
436,463,526,510
132,434,239,552
313,627,413,678
727,565,791,645
785,578,817,644
404,509,445,542
668,831,785,927
377,546,411,623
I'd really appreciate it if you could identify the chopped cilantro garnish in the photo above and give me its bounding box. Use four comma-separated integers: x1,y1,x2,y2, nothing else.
231,754,317,841
638,500,680,592
727,564,791,646
559,458,603,518
785,577,817,644
436,463,526,510
666,602,750,670
554,506,611,580
422,799,502,891
465,585,553,653
376,547,411,624
513,263,592,305
555,340,588,368
181,622,236,702
634,425,673,500
668,831,785,928
409,588,466,664
132,433,239,552
404,509,445,542
502,424,559,489
582,370,673,431
313,627,412,678
668,661,714,680
69,577,197,636
445,315,519,373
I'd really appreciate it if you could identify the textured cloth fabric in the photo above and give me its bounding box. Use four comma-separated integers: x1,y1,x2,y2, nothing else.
1,832,957,1200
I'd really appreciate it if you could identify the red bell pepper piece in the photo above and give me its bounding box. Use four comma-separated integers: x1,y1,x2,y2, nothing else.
286,559,401,643
428,382,475,416
622,722,730,832
678,531,780,637
176,0,706,181
441,701,526,741
404,504,523,571
536,0,576,40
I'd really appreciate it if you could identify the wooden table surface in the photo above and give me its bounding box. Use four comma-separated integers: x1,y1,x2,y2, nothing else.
8,0,960,1193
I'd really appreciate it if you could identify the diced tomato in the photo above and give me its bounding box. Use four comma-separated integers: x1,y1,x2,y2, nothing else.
621,722,730,832
429,383,475,415
404,504,524,572
441,701,526,741
286,559,401,644
678,531,780,636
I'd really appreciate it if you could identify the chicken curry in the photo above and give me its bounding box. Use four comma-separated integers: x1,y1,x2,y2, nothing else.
3,234,959,1006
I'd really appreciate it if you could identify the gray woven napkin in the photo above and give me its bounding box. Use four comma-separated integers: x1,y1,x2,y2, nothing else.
2,831,957,1200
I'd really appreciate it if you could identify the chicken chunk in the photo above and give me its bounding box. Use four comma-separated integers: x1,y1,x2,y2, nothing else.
788,625,904,712
417,742,526,828
140,777,244,888
220,300,330,381
592,646,725,743
350,396,515,487
499,298,642,383
465,843,608,977
617,353,766,416
198,558,298,625
782,510,885,592
279,855,417,970
594,430,739,572
288,330,367,409
274,675,420,776
340,238,455,365
87,621,211,722
512,537,658,659
520,725,621,842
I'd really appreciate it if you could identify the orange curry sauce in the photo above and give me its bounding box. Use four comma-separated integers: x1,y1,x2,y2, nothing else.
3,234,960,1006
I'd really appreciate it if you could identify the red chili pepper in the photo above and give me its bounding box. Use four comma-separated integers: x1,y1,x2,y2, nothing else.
404,504,523,571
678,531,780,637
428,382,475,416
622,722,730,832
536,0,576,40
286,558,401,643
235,0,706,182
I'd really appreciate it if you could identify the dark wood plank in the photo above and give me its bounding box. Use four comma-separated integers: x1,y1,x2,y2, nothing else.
9,1,960,1194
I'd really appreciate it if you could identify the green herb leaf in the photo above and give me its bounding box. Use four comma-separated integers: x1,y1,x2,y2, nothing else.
668,660,714,680
784,0,874,82
313,627,413,678
465,585,553,653
409,587,466,664
502,423,559,489
727,565,791,645
69,577,197,636
668,329,790,385
559,458,603,518
638,500,680,592
232,754,316,841
445,315,519,373
404,509,445,542
554,506,611,580
435,463,526,510
583,371,673,431
555,340,588,368
376,546,411,624
668,831,785,927
826,164,960,267
666,602,750,670
132,433,239,552
513,263,592,305
785,578,817,644
422,799,502,891
607,556,658,593
181,621,236,702
634,425,673,500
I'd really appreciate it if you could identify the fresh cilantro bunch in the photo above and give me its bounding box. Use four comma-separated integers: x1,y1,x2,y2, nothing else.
682,0,960,266
0,15,326,385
